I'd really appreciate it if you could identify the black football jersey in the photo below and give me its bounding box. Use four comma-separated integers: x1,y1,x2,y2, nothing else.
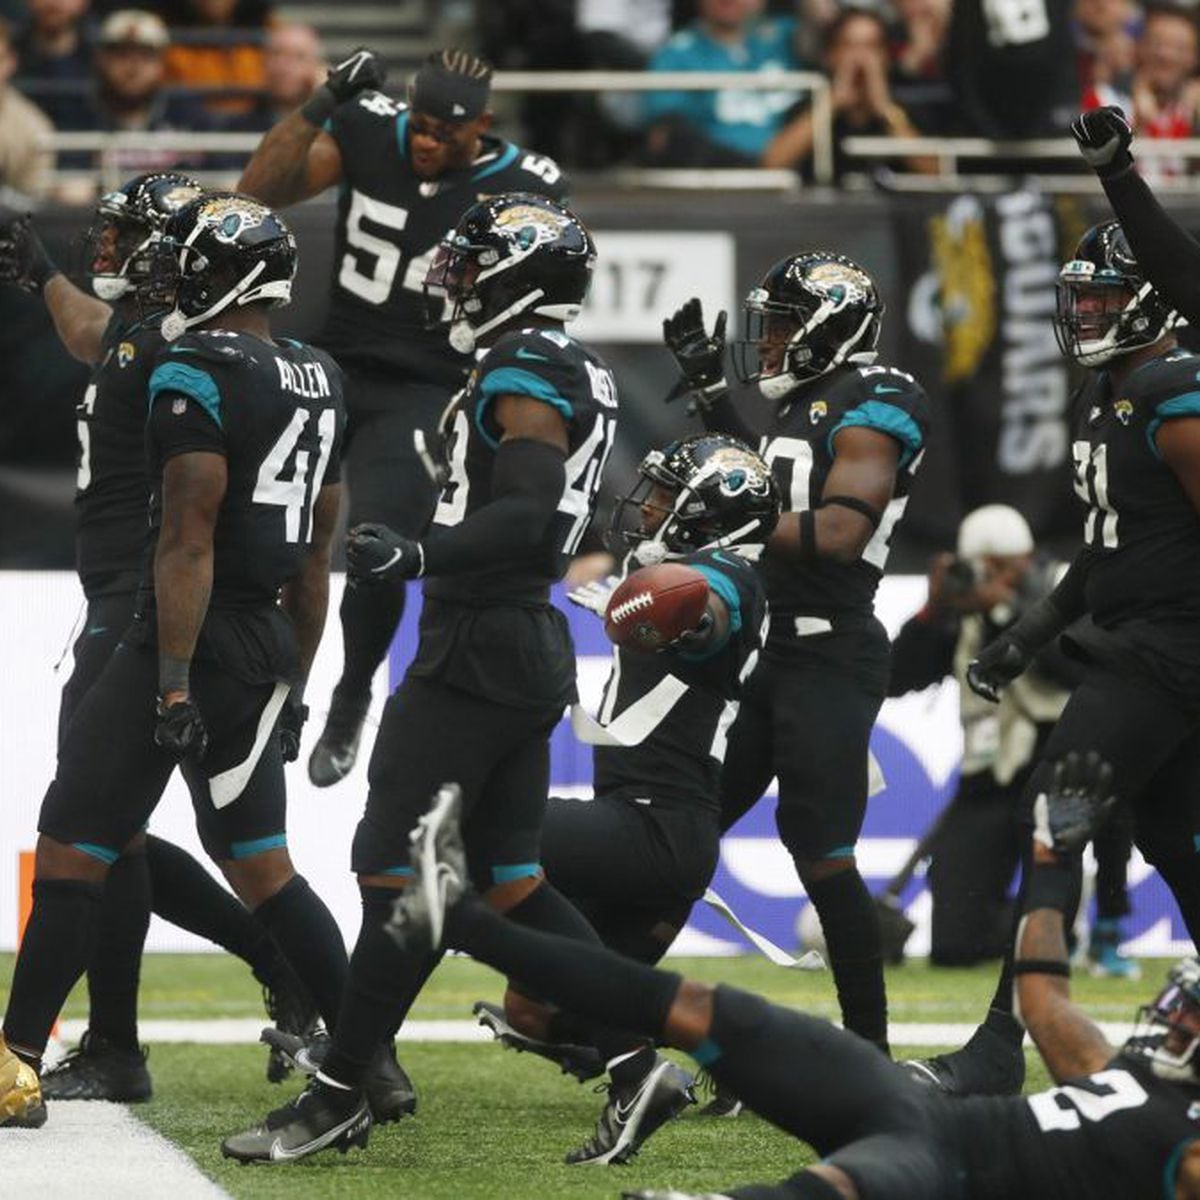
142,331,345,610
319,92,569,384
74,312,164,596
1069,348,1200,628
592,548,768,812
423,326,619,604
755,361,931,625
949,1056,1200,1199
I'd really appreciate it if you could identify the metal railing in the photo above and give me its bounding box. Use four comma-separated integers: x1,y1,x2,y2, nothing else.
33,69,835,194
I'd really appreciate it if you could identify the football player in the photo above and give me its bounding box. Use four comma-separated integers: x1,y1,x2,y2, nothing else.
0,193,414,1130
220,192,620,1165
0,177,319,1099
386,754,1200,1200
238,46,569,788
662,255,932,1056
1074,105,1200,327
475,434,779,1162
909,221,1200,1098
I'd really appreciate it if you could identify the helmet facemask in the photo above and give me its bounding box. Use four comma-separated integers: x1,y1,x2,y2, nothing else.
1054,263,1178,367
1126,958,1200,1089
80,211,158,302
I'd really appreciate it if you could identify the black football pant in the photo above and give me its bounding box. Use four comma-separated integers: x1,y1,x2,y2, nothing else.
448,894,963,1200
54,593,296,1043
335,373,451,699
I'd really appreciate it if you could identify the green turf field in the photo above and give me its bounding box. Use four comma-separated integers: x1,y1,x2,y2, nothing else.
0,952,1156,1198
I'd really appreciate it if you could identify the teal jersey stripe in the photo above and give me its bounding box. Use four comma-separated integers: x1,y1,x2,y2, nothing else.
476,366,574,447
678,561,742,662
472,142,519,183
1147,391,1200,458
828,399,922,467
229,834,287,860
149,362,222,428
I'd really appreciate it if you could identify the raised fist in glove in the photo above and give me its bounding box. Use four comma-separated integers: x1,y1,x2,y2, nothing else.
155,697,209,761
0,208,60,294
347,522,424,583
663,297,728,404
1033,750,1119,857
1071,106,1134,178
966,632,1032,703
302,47,387,125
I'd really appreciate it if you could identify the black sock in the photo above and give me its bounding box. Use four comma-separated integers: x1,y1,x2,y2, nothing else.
805,869,888,1050
503,883,647,1065
86,851,151,1051
253,875,348,1031
338,580,405,698
321,887,440,1087
3,878,104,1061
145,835,279,976
448,893,681,1042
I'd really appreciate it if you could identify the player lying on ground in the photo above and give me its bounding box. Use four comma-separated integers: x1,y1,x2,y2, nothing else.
386,759,1200,1200
0,176,320,1100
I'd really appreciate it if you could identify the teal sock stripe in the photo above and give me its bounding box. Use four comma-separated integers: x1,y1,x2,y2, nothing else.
823,844,855,859
72,841,119,865
229,834,287,860
690,1037,722,1067
492,863,541,884
381,865,415,877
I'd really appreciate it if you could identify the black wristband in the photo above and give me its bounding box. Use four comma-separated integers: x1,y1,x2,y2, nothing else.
819,494,882,529
1023,858,1077,916
1012,959,1071,978
798,509,818,564
300,85,338,127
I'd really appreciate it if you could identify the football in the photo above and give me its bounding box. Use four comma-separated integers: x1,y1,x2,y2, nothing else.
603,562,710,652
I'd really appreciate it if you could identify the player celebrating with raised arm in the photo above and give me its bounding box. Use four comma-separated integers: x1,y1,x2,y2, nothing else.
221,193,620,1165
389,753,1200,1200
0,179,322,1099
909,220,1200,1099
661,257,932,1058
0,194,378,1129
238,46,568,788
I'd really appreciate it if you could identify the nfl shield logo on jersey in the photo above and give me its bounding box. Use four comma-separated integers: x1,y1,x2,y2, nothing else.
172,396,187,415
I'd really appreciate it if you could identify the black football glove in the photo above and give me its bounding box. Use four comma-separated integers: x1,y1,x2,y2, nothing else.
278,693,308,764
663,297,728,407
301,47,387,125
1033,750,1119,857
346,522,424,584
0,208,61,294
154,697,209,761
966,633,1032,703
1071,106,1134,178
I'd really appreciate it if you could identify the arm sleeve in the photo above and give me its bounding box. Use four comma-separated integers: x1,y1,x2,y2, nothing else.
420,437,566,576
1101,168,1200,327
887,613,958,696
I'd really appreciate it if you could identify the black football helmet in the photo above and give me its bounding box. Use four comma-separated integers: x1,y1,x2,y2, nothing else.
81,172,202,302
1054,220,1180,368
1124,957,1200,1091
611,434,780,564
733,252,883,401
423,192,595,353
152,192,297,340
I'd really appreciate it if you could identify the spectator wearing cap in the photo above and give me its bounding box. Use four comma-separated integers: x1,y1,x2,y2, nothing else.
162,0,272,118
61,9,214,175
0,16,54,200
226,21,322,131
642,0,806,167
14,0,94,128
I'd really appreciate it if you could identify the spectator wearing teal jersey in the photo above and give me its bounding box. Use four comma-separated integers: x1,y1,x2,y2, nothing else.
642,0,804,167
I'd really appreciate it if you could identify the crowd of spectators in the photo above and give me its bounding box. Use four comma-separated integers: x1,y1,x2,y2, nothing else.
4,0,1200,200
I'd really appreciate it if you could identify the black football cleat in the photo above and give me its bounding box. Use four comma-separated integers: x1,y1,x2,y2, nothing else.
40,1030,152,1102
220,1078,371,1164
902,1013,1025,1097
565,1056,695,1166
473,1000,604,1083
260,962,321,1084
307,686,371,787
259,1029,416,1122
384,783,468,954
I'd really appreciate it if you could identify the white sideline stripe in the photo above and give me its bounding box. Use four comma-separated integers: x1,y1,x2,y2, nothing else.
4,1100,229,1196
55,1017,1138,1047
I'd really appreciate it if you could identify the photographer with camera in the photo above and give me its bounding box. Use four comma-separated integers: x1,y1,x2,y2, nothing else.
889,506,1137,974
